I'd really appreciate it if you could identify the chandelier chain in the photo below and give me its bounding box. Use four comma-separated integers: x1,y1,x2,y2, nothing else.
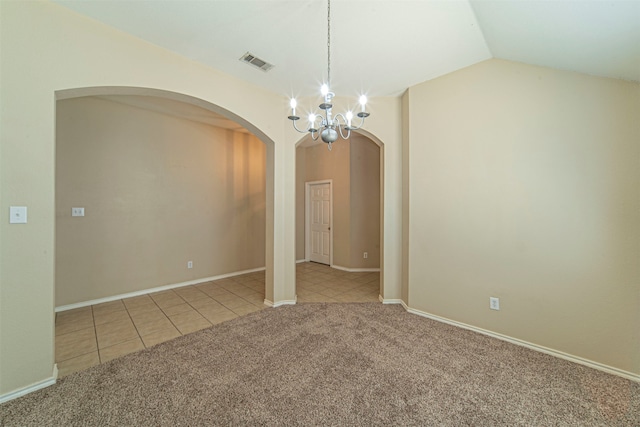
327,0,331,89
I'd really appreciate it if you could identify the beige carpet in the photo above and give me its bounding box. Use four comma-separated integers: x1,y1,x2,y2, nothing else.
1,303,638,426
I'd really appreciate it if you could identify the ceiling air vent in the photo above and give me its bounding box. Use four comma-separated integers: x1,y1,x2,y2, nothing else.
240,52,274,72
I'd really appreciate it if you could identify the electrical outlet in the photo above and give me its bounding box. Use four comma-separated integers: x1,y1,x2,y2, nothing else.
9,206,27,224
363,252,368,259
187,261,193,269
490,297,500,310
71,207,85,217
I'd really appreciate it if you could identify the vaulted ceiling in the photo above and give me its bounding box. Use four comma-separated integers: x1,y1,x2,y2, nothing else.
55,0,639,99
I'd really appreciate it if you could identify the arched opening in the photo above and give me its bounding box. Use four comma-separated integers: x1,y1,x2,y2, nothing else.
294,130,385,302
54,87,276,375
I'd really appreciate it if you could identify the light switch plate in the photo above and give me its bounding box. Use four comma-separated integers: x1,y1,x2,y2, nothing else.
10,206,27,224
72,207,85,217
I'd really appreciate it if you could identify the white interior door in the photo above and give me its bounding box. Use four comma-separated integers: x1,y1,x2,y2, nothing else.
308,182,331,265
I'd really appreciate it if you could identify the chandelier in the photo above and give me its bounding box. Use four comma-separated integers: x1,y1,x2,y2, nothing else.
287,0,370,151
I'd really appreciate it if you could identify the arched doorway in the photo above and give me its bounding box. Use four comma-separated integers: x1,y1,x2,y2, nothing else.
294,130,385,302
53,87,276,376
56,86,276,300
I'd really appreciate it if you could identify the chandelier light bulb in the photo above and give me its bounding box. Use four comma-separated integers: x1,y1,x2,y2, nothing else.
308,113,316,128
290,98,297,116
321,84,329,96
346,111,353,127
359,95,367,110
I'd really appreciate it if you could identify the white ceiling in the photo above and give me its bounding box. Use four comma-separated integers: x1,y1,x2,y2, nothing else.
54,0,640,100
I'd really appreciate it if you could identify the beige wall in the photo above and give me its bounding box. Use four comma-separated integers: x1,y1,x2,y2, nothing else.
401,91,411,304
349,135,381,268
295,147,307,261
56,97,265,306
406,59,640,375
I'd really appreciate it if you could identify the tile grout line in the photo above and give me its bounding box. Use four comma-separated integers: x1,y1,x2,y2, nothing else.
125,300,146,350
54,308,99,366
129,297,180,348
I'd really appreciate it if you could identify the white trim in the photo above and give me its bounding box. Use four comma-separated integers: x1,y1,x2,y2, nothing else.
296,259,307,264
404,306,640,383
0,364,58,404
305,180,333,266
56,267,266,312
332,264,380,273
378,295,404,305
264,297,297,308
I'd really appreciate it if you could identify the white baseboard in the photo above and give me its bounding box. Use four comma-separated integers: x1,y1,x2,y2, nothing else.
404,306,640,383
56,267,266,312
296,259,307,264
378,295,404,305
264,297,297,308
332,264,380,273
0,364,58,404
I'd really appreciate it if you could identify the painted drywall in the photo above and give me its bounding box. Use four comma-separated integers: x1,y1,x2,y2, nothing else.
56,96,265,306
401,91,410,304
295,147,307,261
349,135,381,268
303,141,351,266
0,0,401,398
406,59,640,375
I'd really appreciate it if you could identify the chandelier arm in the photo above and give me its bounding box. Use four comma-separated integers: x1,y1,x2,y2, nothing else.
333,112,346,123
311,131,320,141
337,124,351,140
291,119,312,134
346,114,367,131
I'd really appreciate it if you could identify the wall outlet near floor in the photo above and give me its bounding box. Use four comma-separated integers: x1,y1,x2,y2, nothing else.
489,297,500,310
187,261,193,269
363,252,368,259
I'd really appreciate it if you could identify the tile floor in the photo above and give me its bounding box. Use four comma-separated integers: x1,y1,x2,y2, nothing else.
55,262,380,377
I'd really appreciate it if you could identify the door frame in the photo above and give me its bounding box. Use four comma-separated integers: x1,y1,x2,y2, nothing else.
305,179,333,266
